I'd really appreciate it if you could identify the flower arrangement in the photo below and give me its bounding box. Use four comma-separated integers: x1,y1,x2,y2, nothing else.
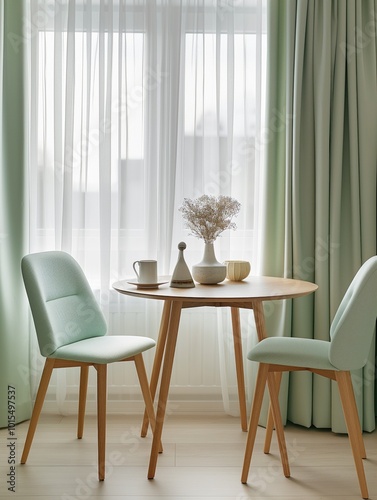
179,194,241,244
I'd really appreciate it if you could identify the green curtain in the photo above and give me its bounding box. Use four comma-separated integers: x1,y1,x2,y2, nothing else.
0,0,31,427
261,0,377,432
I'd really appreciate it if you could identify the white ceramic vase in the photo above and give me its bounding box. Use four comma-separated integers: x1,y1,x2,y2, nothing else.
192,242,226,285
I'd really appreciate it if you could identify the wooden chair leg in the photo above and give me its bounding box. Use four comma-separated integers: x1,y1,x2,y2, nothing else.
77,365,89,439
337,372,366,460
264,371,283,453
95,364,107,481
21,358,55,464
267,370,290,478
241,363,269,483
264,403,274,453
336,371,368,499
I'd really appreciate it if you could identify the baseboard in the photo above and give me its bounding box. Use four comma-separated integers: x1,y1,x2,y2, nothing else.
41,386,242,415
39,386,239,415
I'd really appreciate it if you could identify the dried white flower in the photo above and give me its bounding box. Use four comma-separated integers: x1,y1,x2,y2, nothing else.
179,195,241,243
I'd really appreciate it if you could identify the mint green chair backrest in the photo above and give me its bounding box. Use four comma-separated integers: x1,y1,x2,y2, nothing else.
22,251,107,357
329,256,377,371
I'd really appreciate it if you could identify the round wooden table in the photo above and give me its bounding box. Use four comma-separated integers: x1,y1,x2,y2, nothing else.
113,275,318,479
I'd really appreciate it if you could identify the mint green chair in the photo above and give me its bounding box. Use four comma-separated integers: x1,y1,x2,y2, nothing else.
20,251,157,481
242,256,377,499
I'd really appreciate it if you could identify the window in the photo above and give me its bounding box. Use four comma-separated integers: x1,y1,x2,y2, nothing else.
30,0,266,282
28,0,267,408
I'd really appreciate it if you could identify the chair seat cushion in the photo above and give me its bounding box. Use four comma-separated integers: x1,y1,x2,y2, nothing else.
248,337,337,371
51,335,156,364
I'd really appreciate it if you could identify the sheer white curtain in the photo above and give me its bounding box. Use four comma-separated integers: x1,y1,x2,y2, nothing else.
27,0,267,413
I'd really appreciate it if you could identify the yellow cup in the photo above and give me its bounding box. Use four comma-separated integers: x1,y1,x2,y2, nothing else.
224,260,251,281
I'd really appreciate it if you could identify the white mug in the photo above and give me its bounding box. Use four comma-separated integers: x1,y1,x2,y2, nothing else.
133,260,158,284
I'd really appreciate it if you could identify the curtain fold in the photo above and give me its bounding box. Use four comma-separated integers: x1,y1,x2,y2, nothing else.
261,0,377,432
0,0,32,427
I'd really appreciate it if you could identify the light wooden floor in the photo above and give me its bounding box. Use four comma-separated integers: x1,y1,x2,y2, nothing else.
1,411,376,499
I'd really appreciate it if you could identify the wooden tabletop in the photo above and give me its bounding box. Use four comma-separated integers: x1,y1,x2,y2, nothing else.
113,276,318,303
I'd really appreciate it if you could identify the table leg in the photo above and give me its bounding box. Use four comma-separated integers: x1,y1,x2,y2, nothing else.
253,301,282,453
252,301,268,342
148,300,183,479
141,300,172,439
264,372,282,454
231,307,248,432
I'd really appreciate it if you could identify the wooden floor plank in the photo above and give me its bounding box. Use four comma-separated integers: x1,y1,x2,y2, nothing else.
0,412,376,499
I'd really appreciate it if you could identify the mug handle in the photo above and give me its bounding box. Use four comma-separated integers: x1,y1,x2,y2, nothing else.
132,261,140,280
